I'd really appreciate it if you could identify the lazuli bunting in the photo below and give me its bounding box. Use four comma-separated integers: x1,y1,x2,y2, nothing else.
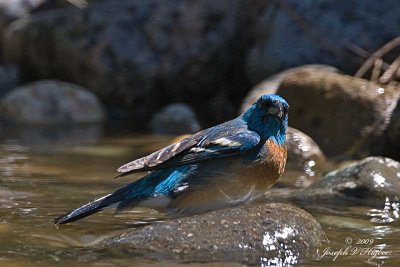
54,94,289,224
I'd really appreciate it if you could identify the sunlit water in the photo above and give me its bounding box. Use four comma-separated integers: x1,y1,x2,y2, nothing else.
0,126,400,266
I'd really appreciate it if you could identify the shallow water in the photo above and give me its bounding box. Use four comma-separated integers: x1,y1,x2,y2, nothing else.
0,126,400,267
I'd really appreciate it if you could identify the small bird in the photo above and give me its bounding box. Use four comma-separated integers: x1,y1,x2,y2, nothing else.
54,94,289,224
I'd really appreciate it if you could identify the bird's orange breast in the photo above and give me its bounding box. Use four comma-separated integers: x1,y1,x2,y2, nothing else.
240,139,287,189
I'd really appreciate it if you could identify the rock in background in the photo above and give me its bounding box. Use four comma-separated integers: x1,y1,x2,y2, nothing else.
0,80,105,124
276,69,400,157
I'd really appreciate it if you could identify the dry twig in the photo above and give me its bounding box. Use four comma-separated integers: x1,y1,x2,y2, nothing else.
355,36,400,80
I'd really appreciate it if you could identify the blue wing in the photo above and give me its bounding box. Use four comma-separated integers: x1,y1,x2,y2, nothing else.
117,119,261,177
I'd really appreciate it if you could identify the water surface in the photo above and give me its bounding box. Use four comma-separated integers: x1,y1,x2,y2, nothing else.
0,126,399,266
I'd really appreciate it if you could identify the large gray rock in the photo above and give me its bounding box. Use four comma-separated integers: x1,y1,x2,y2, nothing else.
296,157,400,205
94,203,327,264
276,69,400,156
0,80,105,124
2,0,251,123
246,0,400,83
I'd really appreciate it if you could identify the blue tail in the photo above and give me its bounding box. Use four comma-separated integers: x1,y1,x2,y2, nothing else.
53,181,145,225
53,166,190,225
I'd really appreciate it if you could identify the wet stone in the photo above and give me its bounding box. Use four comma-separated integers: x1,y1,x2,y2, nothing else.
296,157,400,205
94,203,327,265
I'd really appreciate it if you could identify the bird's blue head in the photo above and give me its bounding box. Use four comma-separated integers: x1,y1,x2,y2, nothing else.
242,94,289,145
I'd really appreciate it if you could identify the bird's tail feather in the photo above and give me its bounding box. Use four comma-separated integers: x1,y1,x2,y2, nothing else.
53,183,142,225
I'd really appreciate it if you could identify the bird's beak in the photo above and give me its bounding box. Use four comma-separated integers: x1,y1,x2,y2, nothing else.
265,102,284,120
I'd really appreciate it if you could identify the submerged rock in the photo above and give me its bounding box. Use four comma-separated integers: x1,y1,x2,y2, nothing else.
277,69,400,156
0,80,105,124
150,103,201,135
95,203,327,264
296,157,400,205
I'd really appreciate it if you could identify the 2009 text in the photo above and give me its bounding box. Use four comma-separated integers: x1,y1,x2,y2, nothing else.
355,238,374,246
